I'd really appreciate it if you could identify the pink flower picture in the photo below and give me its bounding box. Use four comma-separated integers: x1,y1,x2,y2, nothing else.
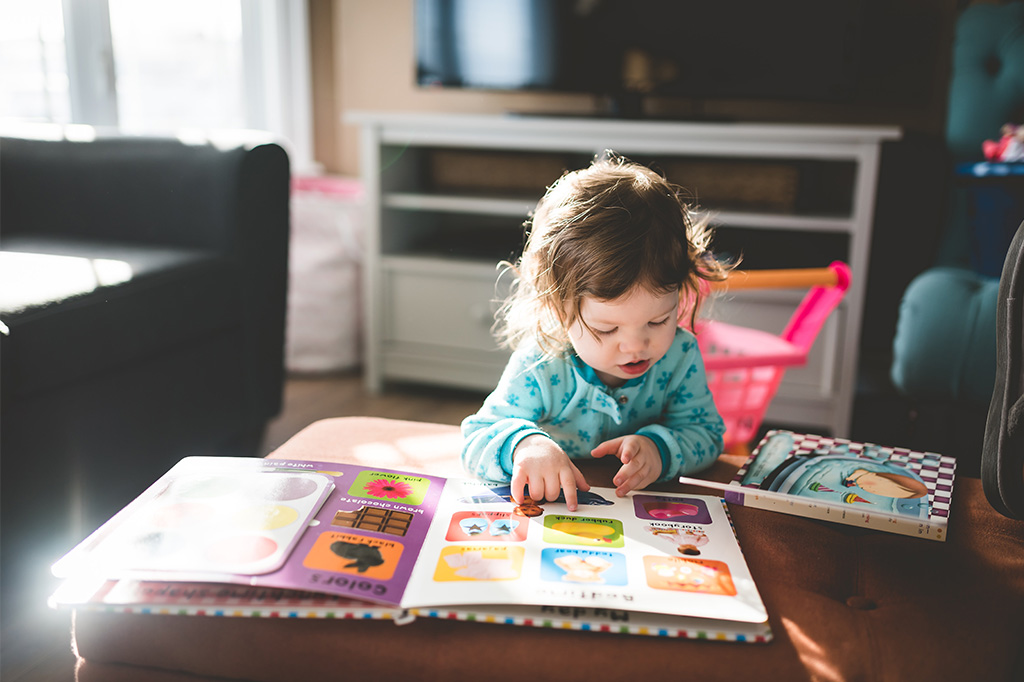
363,478,413,500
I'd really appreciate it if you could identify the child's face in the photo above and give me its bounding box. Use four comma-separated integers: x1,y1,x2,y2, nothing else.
568,286,679,388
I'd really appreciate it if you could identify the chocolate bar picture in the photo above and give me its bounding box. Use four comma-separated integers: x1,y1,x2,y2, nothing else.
332,506,413,536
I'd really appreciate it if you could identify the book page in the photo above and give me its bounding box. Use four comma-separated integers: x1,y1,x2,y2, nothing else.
52,457,450,608
401,480,767,624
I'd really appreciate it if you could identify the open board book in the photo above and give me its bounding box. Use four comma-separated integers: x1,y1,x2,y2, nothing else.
51,456,770,642
681,431,956,542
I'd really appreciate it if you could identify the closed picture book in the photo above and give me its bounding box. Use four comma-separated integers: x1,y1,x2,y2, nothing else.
680,430,956,541
51,456,771,641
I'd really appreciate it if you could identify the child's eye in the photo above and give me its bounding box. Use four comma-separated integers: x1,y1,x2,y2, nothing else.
649,317,671,327
594,327,616,336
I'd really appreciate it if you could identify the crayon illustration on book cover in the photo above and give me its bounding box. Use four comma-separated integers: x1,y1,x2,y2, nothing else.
735,431,955,522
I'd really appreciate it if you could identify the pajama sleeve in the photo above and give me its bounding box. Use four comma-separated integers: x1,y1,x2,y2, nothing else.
636,334,726,481
460,347,554,483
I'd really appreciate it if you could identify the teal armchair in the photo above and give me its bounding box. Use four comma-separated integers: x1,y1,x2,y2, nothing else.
889,1,1024,472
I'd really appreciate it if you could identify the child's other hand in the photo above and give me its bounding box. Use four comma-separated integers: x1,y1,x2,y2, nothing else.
512,434,590,511
591,435,662,496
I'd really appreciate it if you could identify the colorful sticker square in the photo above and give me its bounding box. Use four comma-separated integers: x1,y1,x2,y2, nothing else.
348,471,430,505
633,495,712,523
643,555,736,595
542,515,624,548
302,531,403,581
433,545,524,582
446,511,527,542
540,548,627,586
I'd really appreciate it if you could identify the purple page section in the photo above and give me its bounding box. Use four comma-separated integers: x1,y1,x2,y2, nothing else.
245,459,448,608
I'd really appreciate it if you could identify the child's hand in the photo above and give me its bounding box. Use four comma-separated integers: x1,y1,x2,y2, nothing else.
591,435,662,496
512,434,590,511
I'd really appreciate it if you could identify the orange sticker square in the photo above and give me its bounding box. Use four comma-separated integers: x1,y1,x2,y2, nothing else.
302,531,403,581
642,555,736,595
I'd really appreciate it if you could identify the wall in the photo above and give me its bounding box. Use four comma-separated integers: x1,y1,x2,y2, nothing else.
309,0,341,173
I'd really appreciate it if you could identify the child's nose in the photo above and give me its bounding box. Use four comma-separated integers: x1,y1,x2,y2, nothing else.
619,330,649,352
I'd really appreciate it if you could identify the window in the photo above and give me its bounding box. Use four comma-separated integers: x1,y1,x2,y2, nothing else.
108,0,246,132
0,1,70,123
0,0,314,170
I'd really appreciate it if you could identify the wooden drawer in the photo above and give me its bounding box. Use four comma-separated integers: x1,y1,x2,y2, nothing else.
381,257,508,353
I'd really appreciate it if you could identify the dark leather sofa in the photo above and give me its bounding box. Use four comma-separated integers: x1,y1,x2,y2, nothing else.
0,130,290,620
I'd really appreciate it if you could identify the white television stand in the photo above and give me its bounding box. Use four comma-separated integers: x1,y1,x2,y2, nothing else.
350,112,900,438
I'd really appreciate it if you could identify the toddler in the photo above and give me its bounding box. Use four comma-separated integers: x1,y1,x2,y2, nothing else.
461,154,729,510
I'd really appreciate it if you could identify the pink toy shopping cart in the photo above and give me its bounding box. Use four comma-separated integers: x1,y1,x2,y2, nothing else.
696,261,851,454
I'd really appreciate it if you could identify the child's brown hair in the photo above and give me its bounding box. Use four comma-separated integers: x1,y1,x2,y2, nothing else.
497,153,731,355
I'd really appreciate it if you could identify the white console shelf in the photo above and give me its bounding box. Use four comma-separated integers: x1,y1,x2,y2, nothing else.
351,112,899,438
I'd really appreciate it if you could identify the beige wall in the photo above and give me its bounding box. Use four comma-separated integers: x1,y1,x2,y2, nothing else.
318,0,955,177
328,0,602,175
309,0,340,173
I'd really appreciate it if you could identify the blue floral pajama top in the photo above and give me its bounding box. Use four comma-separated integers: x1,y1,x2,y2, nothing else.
461,327,725,484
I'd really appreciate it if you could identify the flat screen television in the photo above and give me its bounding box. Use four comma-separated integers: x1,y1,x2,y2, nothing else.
415,0,942,118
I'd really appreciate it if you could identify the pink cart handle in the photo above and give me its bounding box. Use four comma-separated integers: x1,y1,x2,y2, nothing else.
780,261,851,352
